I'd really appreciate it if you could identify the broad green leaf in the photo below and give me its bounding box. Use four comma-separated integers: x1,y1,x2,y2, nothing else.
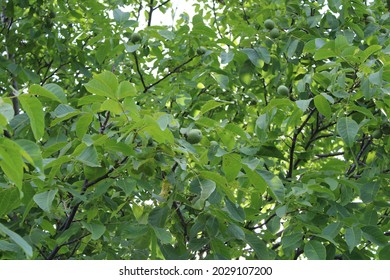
0,223,33,258
15,139,43,172
314,95,332,118
29,84,62,103
211,73,229,89
258,170,285,203
287,39,299,58
0,101,14,122
222,153,241,182
153,227,173,244
224,198,245,223
148,206,169,228
337,117,359,147
241,48,264,67
320,222,342,242
101,99,123,115
0,141,24,189
33,189,58,212
220,50,234,64
76,145,100,167
193,179,216,210
282,232,303,249
361,226,388,246
304,240,326,260
84,71,118,98
116,81,137,99
242,165,267,194
75,113,93,139
18,95,44,141
0,188,21,217
345,227,362,253
358,182,379,203
359,45,382,63
226,223,245,240
244,232,273,259
81,222,106,240
199,171,234,201
200,100,226,114
379,244,390,260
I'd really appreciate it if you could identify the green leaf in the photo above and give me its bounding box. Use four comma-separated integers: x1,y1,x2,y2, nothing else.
379,244,390,260
116,81,137,99
314,95,332,118
359,45,382,63
304,240,326,260
224,198,245,223
258,170,285,203
29,84,62,103
244,232,273,259
75,113,93,139
193,179,216,210
211,73,229,90
0,140,24,189
152,227,173,244
84,71,118,99
337,117,359,147
148,206,169,228
15,139,43,172
345,227,362,253
33,189,58,212
222,153,241,182
76,145,100,167
18,95,44,141
0,223,33,258
361,226,388,246
200,100,226,114
241,48,265,67
287,39,299,58
358,182,380,203
0,188,21,217
81,222,106,240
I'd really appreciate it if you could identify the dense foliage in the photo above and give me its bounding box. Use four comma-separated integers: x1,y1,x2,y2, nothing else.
0,0,389,260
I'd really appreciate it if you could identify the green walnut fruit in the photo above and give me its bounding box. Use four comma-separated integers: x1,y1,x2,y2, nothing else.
130,32,142,43
372,129,383,139
197,47,207,55
264,19,275,30
187,129,203,144
366,16,376,23
277,85,289,95
269,28,280,39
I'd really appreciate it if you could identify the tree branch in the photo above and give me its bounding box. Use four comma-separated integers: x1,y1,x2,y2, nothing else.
144,56,196,93
287,109,315,179
133,52,147,91
147,0,154,27
47,156,129,259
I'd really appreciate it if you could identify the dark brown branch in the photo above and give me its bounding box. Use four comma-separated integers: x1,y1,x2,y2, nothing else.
287,109,315,179
47,156,129,259
152,0,171,11
144,56,196,93
316,152,344,158
133,53,147,91
99,111,111,134
172,201,188,242
147,0,154,27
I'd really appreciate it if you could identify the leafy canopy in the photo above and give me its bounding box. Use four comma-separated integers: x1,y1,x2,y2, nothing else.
0,0,389,260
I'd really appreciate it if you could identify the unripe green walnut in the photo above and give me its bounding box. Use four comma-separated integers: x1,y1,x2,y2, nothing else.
130,32,142,43
187,129,203,144
366,16,376,23
277,85,289,95
269,28,280,38
197,47,207,55
372,129,382,139
264,19,275,30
